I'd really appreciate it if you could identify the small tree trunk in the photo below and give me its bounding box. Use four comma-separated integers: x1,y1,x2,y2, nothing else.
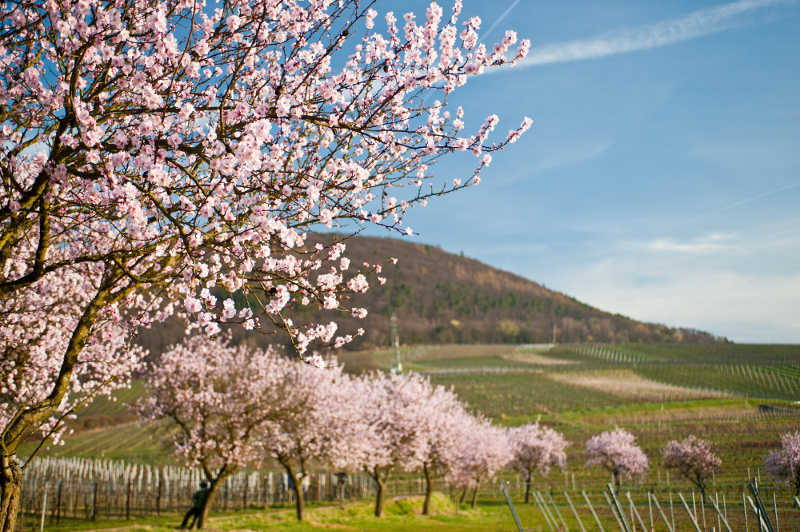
458,488,466,504
372,471,387,517
524,474,532,504
470,481,480,508
282,464,304,521
0,458,22,532
613,471,621,494
197,476,224,530
422,463,433,515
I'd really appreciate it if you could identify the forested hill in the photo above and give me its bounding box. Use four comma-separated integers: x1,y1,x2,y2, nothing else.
318,234,718,347
137,234,719,355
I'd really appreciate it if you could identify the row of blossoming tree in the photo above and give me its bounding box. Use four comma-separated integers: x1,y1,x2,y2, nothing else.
136,334,800,528
0,0,536,528
137,334,527,525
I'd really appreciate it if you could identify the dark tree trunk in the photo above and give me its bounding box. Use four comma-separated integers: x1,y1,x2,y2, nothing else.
524,473,532,504
422,463,433,515
368,469,387,518
458,488,466,504
282,463,305,521
613,471,621,494
470,481,479,508
0,458,22,532
197,476,224,529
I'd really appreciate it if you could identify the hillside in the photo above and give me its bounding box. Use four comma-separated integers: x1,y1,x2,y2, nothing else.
135,234,717,354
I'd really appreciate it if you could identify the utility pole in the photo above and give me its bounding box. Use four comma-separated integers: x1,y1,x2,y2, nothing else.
390,313,402,372
552,323,557,345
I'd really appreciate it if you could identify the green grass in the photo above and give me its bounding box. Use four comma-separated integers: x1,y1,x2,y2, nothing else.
24,493,553,532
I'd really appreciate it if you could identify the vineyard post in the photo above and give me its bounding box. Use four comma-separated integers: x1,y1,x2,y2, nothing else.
742,490,749,532
649,493,674,532
546,491,569,530
669,492,675,530
243,474,248,510
677,492,702,532
39,485,48,532
607,483,632,532
722,493,727,521
708,493,732,532
533,491,556,531
581,490,605,532
626,491,647,531
125,477,131,519
603,490,628,532
700,491,707,530
156,476,162,516
772,490,778,531
91,482,97,521
55,480,62,524
563,491,586,532
648,491,653,531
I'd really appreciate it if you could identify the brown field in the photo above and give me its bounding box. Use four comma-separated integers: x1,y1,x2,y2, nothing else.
546,369,730,401
501,345,576,366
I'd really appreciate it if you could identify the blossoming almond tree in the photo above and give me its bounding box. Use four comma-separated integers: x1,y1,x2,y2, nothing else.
257,361,364,522
446,415,512,507
0,0,532,526
509,423,568,504
662,435,721,502
415,385,470,515
138,335,284,529
585,428,648,493
349,371,439,517
0,267,144,525
765,431,800,496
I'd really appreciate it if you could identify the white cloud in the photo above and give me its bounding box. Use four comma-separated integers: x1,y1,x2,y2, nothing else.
511,0,790,68
560,264,800,342
644,233,736,254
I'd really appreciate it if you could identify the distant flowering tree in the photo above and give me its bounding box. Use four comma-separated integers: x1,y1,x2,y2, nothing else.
349,372,441,517
446,416,512,507
662,435,720,502
0,0,532,525
257,361,360,522
405,380,468,515
509,423,568,504
138,335,284,529
765,431,800,496
585,428,648,493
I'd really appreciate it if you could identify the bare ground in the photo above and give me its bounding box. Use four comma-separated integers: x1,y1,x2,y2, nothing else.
546,370,729,401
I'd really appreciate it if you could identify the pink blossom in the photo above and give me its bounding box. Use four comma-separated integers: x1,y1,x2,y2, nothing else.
586,428,648,492
765,431,800,496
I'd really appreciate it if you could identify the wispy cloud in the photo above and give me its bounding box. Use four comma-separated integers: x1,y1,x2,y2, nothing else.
644,233,736,254
514,0,790,68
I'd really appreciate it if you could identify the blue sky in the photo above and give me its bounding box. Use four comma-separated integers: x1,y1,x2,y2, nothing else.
370,0,800,343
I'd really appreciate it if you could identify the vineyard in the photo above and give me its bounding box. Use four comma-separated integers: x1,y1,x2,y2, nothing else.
17,343,800,530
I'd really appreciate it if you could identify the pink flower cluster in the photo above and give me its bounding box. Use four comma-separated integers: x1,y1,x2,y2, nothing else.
662,435,721,496
765,431,800,495
509,422,569,481
0,0,532,485
585,428,649,489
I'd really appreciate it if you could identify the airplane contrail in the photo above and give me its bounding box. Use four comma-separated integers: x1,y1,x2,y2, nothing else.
510,0,790,68
479,0,521,43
